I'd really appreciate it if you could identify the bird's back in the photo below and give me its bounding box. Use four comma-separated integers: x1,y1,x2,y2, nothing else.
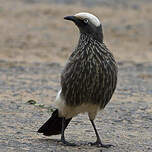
61,33,117,109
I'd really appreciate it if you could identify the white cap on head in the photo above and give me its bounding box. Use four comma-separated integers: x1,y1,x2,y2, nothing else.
74,12,101,27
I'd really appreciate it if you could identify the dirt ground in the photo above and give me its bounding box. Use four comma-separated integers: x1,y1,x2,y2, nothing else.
0,0,152,152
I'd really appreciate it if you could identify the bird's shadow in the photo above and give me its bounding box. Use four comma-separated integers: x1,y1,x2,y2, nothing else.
36,138,61,145
34,137,89,147
33,137,115,152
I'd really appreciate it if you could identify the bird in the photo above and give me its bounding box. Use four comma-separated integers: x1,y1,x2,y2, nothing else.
38,12,118,148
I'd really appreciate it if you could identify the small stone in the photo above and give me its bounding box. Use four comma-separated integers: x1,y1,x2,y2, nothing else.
26,100,37,105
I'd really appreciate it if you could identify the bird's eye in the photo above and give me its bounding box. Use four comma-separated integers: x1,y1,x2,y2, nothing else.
83,19,88,24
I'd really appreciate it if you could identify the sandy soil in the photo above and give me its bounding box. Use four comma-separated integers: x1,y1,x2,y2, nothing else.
0,0,152,152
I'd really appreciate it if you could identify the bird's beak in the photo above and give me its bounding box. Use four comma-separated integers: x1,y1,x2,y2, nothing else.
64,16,77,22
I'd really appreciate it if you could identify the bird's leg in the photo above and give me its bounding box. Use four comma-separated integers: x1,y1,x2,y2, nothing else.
89,120,114,148
61,117,76,146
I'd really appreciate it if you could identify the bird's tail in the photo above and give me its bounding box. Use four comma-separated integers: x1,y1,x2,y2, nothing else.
37,109,72,136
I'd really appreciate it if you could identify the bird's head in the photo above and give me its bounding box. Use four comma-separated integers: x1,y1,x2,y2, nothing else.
64,12,103,42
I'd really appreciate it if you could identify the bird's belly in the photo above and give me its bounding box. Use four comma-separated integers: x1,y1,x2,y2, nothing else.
56,90,100,119
62,103,100,119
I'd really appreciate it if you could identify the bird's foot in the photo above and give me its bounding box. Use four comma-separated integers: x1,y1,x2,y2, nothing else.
89,141,114,148
61,139,76,146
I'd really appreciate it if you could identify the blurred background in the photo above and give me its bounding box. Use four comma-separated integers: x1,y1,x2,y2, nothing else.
0,0,152,64
0,0,152,152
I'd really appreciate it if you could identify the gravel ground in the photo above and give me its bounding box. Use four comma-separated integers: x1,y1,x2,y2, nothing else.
0,0,152,152
0,60,152,152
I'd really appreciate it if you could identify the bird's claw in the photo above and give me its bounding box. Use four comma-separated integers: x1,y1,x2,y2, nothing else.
61,139,76,146
89,141,114,148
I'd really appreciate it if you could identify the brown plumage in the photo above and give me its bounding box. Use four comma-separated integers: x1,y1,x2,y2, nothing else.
38,12,118,148
61,33,117,108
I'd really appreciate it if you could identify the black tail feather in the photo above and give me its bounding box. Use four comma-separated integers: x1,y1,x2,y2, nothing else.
37,109,72,136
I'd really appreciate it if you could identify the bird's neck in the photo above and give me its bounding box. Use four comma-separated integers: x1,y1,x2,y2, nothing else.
79,25,103,43
78,33,102,46
79,33,103,44
93,25,104,43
